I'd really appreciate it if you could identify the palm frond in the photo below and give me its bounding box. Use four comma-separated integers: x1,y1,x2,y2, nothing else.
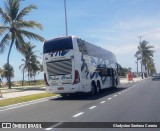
4,0,20,21
0,25,9,35
20,30,45,42
15,20,43,30
14,32,26,53
0,33,11,53
0,7,11,24
19,63,25,69
16,4,37,20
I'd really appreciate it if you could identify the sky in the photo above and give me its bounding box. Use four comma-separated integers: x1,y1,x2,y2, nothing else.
0,0,160,81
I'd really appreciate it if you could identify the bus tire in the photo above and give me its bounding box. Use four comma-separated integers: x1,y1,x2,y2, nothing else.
96,81,101,94
112,78,117,89
90,82,96,96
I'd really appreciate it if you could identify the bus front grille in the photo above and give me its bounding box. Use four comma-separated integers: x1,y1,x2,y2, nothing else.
46,60,72,76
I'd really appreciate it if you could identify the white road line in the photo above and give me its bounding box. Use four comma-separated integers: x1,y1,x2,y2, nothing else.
73,112,84,117
89,106,96,109
107,98,112,100
118,93,121,95
45,128,53,130
113,95,117,97
100,101,106,104
0,99,48,112
0,95,60,112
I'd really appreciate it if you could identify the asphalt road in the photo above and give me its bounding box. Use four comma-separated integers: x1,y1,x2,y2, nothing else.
0,78,160,131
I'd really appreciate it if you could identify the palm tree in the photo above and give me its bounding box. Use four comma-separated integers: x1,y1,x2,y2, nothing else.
136,40,154,78
19,42,39,86
0,0,45,89
1,63,14,82
0,67,2,78
29,60,41,82
134,52,141,76
27,54,40,85
146,58,156,75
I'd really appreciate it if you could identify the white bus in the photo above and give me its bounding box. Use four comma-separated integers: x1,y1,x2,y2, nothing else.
43,36,121,97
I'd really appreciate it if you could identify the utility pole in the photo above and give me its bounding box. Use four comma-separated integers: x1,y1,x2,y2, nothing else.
138,36,143,43
138,36,143,79
136,60,138,77
64,0,68,36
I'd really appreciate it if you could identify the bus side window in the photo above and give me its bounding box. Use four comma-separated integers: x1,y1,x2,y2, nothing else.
107,68,114,77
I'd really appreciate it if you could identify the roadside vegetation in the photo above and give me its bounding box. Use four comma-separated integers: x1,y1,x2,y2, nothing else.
19,42,43,86
0,79,44,88
135,40,155,77
0,93,56,107
0,63,14,81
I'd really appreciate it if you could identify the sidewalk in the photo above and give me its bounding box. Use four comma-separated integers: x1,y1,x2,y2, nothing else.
120,77,142,84
0,85,46,100
0,77,143,100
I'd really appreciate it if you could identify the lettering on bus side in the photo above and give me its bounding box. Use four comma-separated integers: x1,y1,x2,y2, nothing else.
49,50,70,57
61,75,72,80
48,76,60,81
80,54,109,85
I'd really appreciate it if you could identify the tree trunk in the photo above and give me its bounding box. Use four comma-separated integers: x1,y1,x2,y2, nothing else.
141,60,143,79
28,71,30,85
144,63,147,78
136,59,138,77
22,67,25,86
7,37,14,89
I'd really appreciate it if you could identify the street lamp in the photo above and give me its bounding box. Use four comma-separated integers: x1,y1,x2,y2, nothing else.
64,0,68,36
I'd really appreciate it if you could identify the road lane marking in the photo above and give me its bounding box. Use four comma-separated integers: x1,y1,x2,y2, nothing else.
45,128,53,130
0,95,60,112
100,101,106,104
73,112,84,117
113,95,117,97
89,106,96,109
107,98,112,100
118,93,121,95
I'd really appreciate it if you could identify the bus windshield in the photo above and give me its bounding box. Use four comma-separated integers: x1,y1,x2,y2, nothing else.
43,37,73,54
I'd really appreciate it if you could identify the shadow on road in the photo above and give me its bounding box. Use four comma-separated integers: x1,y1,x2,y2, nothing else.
50,85,130,101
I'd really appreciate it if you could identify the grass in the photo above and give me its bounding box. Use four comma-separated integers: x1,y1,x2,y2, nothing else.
0,93,57,107
20,80,45,86
0,79,45,88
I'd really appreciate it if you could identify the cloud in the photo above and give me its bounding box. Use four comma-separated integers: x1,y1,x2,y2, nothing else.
104,44,137,55
86,14,160,52
83,15,160,71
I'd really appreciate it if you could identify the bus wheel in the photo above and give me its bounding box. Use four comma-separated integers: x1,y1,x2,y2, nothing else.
112,78,117,89
96,82,101,94
90,83,96,96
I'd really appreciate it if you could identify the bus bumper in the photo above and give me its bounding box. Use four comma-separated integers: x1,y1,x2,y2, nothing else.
46,83,85,94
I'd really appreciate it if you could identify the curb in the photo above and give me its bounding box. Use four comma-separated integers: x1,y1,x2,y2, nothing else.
0,95,60,111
